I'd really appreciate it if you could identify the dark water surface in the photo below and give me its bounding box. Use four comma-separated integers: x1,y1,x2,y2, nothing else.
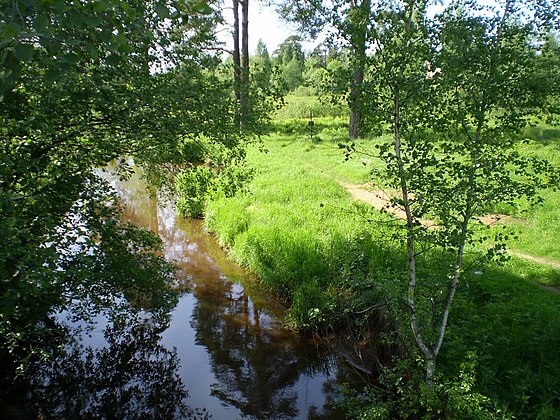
30,168,363,419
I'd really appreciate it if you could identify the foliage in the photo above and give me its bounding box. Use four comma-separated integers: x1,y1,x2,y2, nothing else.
176,166,216,218
274,95,348,119
205,129,560,418
337,353,509,419
0,176,176,377
272,0,376,137
252,38,273,90
175,160,252,218
272,35,306,92
205,136,394,332
351,0,560,383
0,0,243,389
443,268,560,418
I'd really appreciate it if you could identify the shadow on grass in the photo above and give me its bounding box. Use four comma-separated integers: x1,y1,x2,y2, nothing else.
443,264,560,418
524,125,560,147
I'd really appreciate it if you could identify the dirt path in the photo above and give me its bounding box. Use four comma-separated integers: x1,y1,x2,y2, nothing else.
339,181,400,217
340,181,560,276
509,251,560,270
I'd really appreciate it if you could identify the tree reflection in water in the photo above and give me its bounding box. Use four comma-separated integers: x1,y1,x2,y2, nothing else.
186,220,354,419
25,311,207,419
50,166,363,419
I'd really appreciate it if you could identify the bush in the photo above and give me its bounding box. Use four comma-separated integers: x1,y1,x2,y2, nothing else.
176,166,214,218
336,353,510,420
176,164,252,218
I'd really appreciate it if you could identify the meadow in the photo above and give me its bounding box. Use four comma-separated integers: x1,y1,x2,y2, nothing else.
204,107,560,418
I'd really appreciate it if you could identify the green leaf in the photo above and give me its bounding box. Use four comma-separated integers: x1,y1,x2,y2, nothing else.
13,44,34,62
69,13,84,26
44,68,61,83
34,15,50,33
61,53,79,65
99,29,112,43
2,23,21,40
155,3,170,19
45,39,62,54
117,43,134,53
19,0,38,7
0,39,13,49
92,1,108,12
105,53,120,66
84,42,99,59
83,15,103,27
110,33,129,50
0,69,13,80
191,2,212,15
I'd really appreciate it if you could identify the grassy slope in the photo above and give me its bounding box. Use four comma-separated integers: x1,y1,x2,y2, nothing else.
205,118,560,418
506,140,560,264
206,124,397,328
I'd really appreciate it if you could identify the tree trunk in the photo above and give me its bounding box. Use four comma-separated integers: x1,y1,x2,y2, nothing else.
232,0,241,128
426,357,436,386
348,0,370,139
241,0,250,120
348,63,364,139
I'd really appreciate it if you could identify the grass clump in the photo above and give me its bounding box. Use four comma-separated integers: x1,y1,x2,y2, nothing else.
205,133,391,331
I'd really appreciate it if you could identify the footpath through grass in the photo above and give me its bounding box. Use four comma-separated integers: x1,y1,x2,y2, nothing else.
205,118,560,418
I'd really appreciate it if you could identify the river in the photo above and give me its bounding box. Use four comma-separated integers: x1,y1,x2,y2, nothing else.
26,167,364,419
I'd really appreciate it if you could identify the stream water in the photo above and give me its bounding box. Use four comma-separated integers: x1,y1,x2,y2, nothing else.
29,168,363,419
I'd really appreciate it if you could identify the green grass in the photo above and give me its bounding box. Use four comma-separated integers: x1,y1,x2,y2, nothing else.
273,95,348,120
445,266,560,418
500,140,560,263
267,118,386,184
203,117,560,418
205,130,396,329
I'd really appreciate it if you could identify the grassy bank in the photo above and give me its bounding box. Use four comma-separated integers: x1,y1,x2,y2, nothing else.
206,125,397,328
204,118,560,418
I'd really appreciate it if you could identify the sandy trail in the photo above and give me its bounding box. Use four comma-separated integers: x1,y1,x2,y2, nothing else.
340,181,560,279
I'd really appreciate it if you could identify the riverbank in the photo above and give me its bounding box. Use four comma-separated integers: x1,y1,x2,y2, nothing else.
204,118,560,418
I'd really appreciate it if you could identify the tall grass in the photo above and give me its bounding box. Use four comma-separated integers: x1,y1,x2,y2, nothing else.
206,133,396,329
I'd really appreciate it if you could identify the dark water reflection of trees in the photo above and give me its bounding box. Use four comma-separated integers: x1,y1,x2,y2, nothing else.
8,167,363,419
26,313,197,419
192,280,304,418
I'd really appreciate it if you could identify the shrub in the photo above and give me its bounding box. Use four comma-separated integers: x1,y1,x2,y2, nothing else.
336,353,510,420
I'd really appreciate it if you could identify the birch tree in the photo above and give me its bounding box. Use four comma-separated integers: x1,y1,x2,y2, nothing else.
364,0,560,383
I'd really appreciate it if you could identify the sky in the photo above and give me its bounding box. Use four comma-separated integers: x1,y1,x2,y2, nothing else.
218,0,498,56
218,1,317,55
